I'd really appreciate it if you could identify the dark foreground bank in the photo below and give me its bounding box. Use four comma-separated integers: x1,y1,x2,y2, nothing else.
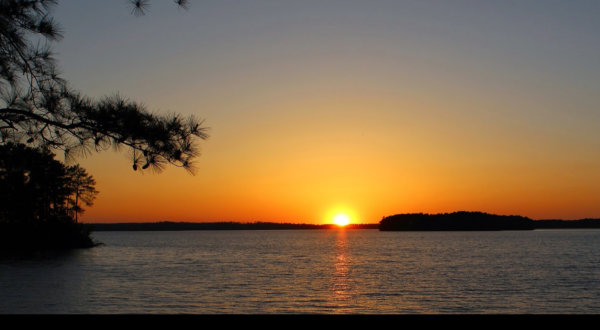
0,223,99,252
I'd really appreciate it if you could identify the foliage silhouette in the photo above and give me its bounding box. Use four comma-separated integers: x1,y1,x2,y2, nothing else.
128,0,191,17
0,0,209,175
66,164,98,223
0,1,195,251
0,142,98,250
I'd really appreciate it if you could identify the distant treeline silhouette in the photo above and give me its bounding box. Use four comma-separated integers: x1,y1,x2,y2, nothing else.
379,211,534,231
86,221,379,231
84,216,600,232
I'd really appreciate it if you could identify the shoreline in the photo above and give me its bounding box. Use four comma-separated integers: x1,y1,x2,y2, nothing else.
83,218,600,231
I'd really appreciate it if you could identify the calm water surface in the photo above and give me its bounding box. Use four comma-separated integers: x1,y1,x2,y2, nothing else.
1,229,599,314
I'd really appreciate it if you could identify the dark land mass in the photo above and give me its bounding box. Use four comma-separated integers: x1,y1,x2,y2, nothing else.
85,222,379,231
379,211,534,231
0,223,98,252
534,219,600,229
82,214,600,232
380,211,600,231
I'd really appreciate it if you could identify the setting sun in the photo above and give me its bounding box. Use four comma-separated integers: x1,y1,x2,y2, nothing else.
333,214,351,226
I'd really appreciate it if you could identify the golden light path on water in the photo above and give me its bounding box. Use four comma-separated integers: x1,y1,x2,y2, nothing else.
324,229,431,313
328,229,356,312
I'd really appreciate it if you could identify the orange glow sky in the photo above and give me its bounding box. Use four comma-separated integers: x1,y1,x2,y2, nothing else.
51,1,600,224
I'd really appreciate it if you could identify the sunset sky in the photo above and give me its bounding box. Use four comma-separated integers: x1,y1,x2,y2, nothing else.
51,1,600,224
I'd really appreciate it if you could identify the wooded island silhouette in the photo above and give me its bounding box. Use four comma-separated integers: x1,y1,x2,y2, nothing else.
379,211,534,231
378,212,600,231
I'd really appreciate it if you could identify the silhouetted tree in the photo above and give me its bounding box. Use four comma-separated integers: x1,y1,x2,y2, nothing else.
66,164,98,223
0,0,208,174
0,142,98,250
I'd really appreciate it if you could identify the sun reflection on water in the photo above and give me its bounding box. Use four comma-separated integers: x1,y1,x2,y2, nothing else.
328,229,357,312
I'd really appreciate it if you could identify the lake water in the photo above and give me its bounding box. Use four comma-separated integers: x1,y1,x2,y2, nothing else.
1,229,599,314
